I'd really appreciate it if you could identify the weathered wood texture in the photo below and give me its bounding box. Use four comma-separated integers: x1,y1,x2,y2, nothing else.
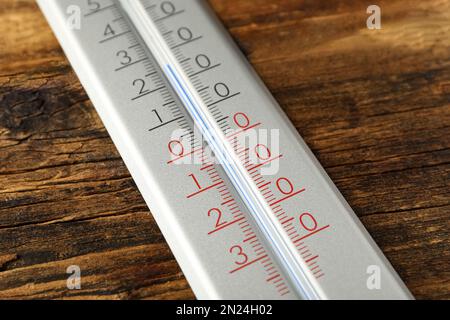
0,0,449,299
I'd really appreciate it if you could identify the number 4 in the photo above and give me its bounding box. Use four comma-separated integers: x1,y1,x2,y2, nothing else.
104,24,115,37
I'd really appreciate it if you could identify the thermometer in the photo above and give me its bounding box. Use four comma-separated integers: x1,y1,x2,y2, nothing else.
37,0,413,299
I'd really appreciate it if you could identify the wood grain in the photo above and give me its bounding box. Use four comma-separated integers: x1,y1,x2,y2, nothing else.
0,0,449,299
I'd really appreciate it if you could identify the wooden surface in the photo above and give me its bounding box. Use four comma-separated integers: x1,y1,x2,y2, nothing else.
0,0,449,300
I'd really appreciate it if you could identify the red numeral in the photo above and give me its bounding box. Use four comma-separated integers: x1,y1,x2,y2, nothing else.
276,177,294,195
189,173,202,190
168,140,184,157
229,245,249,265
255,144,271,160
233,112,250,129
208,208,228,228
299,212,318,232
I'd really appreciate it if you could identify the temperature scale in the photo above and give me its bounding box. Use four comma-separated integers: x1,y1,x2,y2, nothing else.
38,0,413,300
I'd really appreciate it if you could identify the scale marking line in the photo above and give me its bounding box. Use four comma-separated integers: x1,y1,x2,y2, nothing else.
229,255,268,274
293,225,331,243
189,64,222,78
99,30,131,43
148,116,183,132
207,92,241,108
187,181,224,199
154,10,186,22
226,123,261,139
131,86,165,101
84,4,116,17
208,217,245,235
270,189,306,207
170,36,203,49
248,154,283,171
115,57,149,72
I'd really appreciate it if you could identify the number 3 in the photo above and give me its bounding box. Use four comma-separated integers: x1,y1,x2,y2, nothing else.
229,245,248,265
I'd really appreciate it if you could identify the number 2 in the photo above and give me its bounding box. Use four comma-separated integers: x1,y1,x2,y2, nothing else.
208,208,228,229
133,79,148,95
